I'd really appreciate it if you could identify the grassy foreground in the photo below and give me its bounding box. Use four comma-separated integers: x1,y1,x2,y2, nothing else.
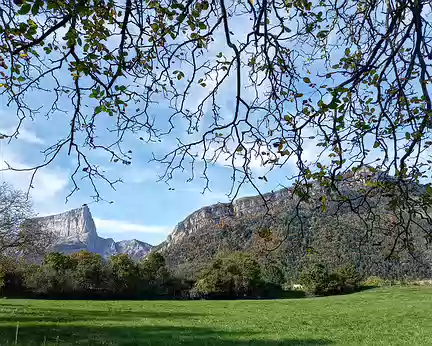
0,287,431,345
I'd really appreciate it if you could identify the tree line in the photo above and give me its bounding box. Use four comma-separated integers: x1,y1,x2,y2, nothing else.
0,248,364,299
0,182,427,300
0,182,363,299
0,251,185,299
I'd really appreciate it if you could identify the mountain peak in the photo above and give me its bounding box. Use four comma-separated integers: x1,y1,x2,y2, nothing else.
34,206,152,260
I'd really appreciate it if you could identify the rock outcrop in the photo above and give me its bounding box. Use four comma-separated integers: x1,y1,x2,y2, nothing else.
165,188,291,248
35,206,152,259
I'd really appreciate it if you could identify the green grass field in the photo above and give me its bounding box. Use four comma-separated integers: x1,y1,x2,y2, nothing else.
0,287,431,345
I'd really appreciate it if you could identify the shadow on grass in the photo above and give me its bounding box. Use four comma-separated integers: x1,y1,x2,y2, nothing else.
280,290,307,299
356,285,379,292
326,285,378,297
0,324,334,345
0,306,203,324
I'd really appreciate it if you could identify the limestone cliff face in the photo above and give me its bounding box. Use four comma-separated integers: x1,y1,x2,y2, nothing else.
35,206,152,259
35,206,99,253
161,167,401,250
165,188,292,247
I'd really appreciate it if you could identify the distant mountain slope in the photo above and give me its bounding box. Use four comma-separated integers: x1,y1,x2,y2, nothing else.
115,239,152,261
35,206,152,259
159,168,432,280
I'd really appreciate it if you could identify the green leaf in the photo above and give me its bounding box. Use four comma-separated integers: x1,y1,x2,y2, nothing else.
31,3,40,16
18,4,31,15
303,77,311,83
316,30,328,39
305,23,314,33
321,195,327,212
198,23,207,30
373,141,380,148
328,102,338,110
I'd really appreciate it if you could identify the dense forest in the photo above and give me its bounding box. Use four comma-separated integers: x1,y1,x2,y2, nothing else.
0,251,192,299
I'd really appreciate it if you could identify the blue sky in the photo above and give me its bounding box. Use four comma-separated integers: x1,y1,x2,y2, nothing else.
0,78,299,245
2,2,426,245
0,106,293,245
0,5,310,245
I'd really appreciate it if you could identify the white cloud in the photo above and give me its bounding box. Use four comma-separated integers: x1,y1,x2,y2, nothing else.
199,139,270,174
0,147,68,203
94,218,172,234
123,166,159,184
0,127,45,145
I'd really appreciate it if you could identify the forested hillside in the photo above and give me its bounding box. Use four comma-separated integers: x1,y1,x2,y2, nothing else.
161,169,432,282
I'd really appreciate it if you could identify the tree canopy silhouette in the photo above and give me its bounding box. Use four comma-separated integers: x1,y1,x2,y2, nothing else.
1,0,432,254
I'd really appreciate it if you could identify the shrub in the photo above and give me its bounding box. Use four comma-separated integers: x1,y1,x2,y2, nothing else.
412,279,432,286
0,251,183,299
23,265,74,295
109,254,140,296
336,265,361,292
0,258,26,296
139,252,170,296
193,252,265,298
299,263,332,296
189,286,205,300
299,263,361,296
261,264,284,286
69,251,109,294
362,276,386,287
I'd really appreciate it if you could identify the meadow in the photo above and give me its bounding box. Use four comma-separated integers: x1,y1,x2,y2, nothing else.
0,287,431,345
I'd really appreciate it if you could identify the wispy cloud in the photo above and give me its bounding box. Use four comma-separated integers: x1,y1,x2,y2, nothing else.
0,147,68,203
198,139,270,175
94,218,172,234
123,166,160,184
0,127,45,145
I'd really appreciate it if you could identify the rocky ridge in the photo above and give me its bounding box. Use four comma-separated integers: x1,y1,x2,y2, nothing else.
165,188,291,248
162,166,389,249
35,205,152,259
36,166,424,266
158,167,432,279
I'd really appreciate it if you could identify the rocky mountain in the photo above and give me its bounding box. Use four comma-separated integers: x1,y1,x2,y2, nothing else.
164,188,291,248
159,168,432,280
115,239,152,261
33,166,432,281
157,188,297,273
35,206,152,259
161,166,384,252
